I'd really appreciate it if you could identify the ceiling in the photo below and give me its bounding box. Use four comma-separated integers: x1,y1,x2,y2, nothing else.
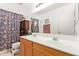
0,3,69,17
0,3,34,17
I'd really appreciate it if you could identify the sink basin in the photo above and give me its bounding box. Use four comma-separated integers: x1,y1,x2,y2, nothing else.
58,39,79,48
32,34,78,48
32,35,53,41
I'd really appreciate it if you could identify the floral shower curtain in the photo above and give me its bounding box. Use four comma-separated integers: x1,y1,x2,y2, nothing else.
0,9,22,50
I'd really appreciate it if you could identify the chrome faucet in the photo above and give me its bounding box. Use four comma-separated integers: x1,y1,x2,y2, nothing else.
53,37,58,41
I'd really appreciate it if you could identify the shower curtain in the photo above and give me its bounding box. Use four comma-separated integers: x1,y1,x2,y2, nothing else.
0,9,22,50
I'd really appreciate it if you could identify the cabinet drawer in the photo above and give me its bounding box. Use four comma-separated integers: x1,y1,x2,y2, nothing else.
33,43,72,56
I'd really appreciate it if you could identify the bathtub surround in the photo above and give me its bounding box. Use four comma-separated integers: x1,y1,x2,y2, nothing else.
0,9,22,50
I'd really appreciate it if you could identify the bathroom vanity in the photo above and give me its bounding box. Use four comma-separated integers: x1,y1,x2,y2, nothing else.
20,38,73,56
20,34,78,56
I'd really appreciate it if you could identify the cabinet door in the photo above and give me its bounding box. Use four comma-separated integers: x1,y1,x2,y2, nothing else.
24,39,32,56
20,39,25,56
33,43,53,56
33,43,72,56
20,38,33,56
24,43,32,56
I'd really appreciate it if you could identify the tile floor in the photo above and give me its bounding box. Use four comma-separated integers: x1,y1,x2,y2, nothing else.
0,49,12,56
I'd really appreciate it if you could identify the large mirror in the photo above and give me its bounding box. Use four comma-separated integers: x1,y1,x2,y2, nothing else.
31,3,78,36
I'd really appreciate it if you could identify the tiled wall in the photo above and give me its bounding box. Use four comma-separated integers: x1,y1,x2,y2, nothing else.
0,9,22,50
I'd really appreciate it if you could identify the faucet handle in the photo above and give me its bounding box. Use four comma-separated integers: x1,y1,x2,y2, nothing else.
53,37,58,41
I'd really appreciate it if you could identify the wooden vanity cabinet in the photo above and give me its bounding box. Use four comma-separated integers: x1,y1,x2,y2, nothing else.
20,38,73,56
20,38,33,56
33,43,73,56
20,20,29,35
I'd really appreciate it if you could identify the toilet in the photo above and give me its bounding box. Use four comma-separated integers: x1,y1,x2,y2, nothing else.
12,42,20,55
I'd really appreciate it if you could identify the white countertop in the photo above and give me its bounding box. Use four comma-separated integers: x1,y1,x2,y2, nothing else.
20,34,79,56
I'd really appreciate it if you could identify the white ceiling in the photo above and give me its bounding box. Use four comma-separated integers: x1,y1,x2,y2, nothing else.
0,3,34,17
0,3,69,18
